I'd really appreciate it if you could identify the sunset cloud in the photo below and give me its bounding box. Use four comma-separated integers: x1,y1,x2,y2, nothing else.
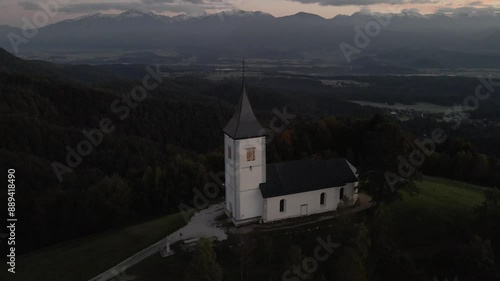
16,0,237,13
284,0,438,6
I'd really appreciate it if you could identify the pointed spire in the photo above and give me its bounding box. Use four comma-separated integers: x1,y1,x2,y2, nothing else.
223,59,263,140
242,56,246,88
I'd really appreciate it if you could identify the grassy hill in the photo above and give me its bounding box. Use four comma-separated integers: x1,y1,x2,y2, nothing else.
127,177,491,281
0,211,193,281
390,177,487,255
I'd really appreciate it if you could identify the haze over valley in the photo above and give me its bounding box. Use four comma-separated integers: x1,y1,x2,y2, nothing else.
1,9,499,75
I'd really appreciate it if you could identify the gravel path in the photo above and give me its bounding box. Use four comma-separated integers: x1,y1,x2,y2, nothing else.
88,203,227,281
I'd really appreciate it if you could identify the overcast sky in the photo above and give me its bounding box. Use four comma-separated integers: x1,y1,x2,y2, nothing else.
1,0,499,27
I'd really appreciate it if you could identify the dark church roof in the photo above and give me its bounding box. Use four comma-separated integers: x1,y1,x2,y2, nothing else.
223,77,263,140
259,158,358,199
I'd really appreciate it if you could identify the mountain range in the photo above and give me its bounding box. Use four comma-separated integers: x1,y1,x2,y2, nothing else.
0,9,499,70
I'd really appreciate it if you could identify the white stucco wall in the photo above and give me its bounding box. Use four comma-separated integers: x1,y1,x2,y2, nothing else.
239,189,263,220
224,134,236,218
238,165,263,192
263,183,356,223
235,137,266,220
225,134,266,222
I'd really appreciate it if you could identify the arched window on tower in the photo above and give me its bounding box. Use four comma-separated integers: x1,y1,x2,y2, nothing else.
320,192,326,206
280,199,286,213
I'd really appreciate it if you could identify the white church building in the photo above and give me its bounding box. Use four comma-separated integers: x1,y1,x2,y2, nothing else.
223,77,359,226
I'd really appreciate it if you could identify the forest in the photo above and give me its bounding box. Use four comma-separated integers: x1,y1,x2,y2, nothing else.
0,47,499,269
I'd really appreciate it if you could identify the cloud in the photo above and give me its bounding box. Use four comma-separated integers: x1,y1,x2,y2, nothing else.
401,8,421,13
284,0,439,6
435,5,500,14
18,1,41,11
19,0,237,14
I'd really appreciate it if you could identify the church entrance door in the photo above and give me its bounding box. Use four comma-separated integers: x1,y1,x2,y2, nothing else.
300,204,308,216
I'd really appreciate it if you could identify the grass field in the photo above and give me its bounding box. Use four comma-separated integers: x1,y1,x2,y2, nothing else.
396,176,486,219
389,176,489,259
0,211,193,281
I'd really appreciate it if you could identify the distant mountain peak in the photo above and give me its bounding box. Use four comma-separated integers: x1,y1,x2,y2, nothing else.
290,12,325,19
213,9,272,19
71,12,113,21
119,9,154,18
400,10,425,18
121,9,148,15
219,9,263,16
170,12,205,22
181,9,274,22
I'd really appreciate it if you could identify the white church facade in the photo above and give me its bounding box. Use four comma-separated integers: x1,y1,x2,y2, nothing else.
223,78,359,226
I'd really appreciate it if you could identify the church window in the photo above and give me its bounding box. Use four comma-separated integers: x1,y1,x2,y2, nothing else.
339,188,345,200
320,193,326,206
246,148,256,162
228,146,232,159
280,199,286,213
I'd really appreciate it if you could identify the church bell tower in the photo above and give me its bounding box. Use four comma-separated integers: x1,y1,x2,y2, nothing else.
223,60,266,225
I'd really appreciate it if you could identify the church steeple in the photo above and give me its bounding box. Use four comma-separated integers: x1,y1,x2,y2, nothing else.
223,59,263,140
242,57,246,90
